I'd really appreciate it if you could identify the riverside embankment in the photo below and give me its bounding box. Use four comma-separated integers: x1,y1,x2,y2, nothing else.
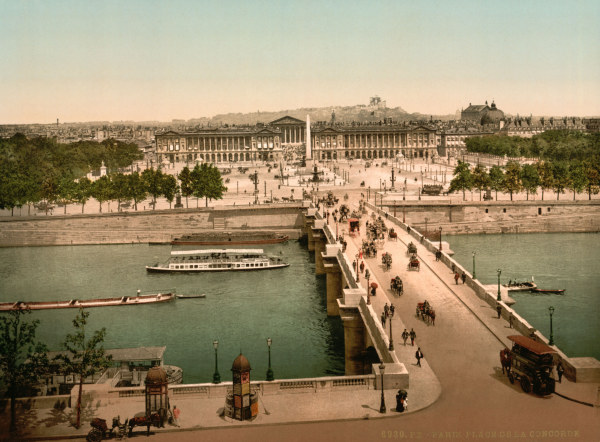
0,204,307,247
1,200,600,247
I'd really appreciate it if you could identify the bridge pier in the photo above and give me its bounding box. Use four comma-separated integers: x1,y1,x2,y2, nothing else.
313,232,326,275
340,307,368,375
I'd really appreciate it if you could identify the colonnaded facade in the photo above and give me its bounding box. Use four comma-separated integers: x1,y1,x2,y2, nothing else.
155,115,446,166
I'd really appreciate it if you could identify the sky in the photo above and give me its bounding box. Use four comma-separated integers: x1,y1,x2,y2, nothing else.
0,0,599,124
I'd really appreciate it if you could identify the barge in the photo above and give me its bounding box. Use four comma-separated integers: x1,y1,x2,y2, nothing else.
0,292,174,311
171,232,289,246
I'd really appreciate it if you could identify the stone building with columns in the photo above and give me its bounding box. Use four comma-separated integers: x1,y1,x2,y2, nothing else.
155,117,442,165
155,126,283,165
310,124,439,161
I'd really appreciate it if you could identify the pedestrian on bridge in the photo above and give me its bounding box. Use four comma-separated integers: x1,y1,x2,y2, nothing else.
381,312,386,327
454,272,460,284
402,329,409,345
409,328,416,346
390,304,395,316
415,348,424,367
384,303,390,317
496,303,502,319
461,272,466,284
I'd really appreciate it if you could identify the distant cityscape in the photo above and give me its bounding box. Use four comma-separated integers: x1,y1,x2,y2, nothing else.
1,98,598,168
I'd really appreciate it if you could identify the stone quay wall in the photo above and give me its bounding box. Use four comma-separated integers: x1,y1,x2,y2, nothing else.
0,204,307,247
386,200,600,235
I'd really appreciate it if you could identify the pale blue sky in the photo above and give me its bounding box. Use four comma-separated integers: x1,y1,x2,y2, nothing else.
1,0,598,123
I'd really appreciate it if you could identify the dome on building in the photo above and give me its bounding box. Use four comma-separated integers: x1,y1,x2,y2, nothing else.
145,365,168,384
231,353,251,372
486,101,505,122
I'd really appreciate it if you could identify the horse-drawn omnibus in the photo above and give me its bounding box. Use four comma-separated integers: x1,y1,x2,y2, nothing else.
503,335,556,396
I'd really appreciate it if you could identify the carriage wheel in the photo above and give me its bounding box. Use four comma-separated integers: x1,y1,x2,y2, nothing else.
86,428,103,442
520,376,532,393
508,372,514,384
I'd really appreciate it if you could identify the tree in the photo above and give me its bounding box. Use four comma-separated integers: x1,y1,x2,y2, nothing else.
127,172,147,211
110,173,129,212
503,161,522,201
551,161,570,200
0,309,49,433
142,168,163,210
178,166,193,209
54,309,111,429
567,161,588,201
520,164,540,201
448,161,473,201
73,177,92,214
536,161,554,201
162,173,178,209
471,164,490,201
91,175,112,213
56,177,78,214
584,161,600,200
488,165,504,201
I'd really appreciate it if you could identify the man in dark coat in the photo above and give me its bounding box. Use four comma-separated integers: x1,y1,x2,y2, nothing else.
415,347,424,367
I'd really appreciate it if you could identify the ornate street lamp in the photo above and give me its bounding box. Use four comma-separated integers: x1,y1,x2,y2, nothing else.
497,269,502,301
379,362,386,413
438,226,443,252
212,340,221,384
472,251,477,279
388,307,394,351
548,306,555,346
355,253,360,282
266,338,274,381
365,269,371,305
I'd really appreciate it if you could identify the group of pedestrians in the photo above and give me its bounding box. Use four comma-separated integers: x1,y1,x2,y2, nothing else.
381,302,396,326
454,271,467,284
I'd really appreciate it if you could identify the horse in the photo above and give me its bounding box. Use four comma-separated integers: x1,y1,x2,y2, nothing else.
500,348,512,374
128,412,163,436
388,229,398,241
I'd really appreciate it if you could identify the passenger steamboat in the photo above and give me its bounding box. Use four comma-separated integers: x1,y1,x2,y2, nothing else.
146,249,289,273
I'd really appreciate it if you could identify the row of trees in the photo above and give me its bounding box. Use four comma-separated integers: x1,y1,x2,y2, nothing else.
2,160,227,215
465,130,600,162
0,134,143,214
0,309,111,433
448,159,600,201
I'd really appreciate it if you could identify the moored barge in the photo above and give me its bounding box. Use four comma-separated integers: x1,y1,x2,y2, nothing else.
0,292,174,311
171,232,289,246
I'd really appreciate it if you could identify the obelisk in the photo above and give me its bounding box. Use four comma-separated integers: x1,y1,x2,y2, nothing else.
305,114,312,160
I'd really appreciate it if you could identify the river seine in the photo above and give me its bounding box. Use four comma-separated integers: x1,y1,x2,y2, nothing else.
0,241,345,384
447,232,600,361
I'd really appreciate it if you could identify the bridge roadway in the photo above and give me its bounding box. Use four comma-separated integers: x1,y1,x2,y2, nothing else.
149,205,599,441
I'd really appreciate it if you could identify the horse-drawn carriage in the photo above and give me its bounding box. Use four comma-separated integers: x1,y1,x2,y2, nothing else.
381,252,392,271
502,335,556,396
390,276,403,296
362,239,378,258
406,242,417,256
320,191,339,207
366,216,387,241
407,254,420,271
388,228,398,241
349,218,360,237
416,301,435,325
338,204,350,222
86,417,127,441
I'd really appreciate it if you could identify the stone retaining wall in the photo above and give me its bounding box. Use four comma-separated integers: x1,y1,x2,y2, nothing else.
0,204,306,247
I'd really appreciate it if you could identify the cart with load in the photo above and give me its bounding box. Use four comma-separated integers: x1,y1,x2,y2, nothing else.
381,252,392,271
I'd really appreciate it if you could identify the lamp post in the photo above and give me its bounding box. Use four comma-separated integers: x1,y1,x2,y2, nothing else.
472,251,477,279
548,306,555,346
355,254,360,282
497,269,502,301
266,338,274,381
212,340,221,384
379,362,386,413
388,307,394,350
438,226,442,252
365,269,371,305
